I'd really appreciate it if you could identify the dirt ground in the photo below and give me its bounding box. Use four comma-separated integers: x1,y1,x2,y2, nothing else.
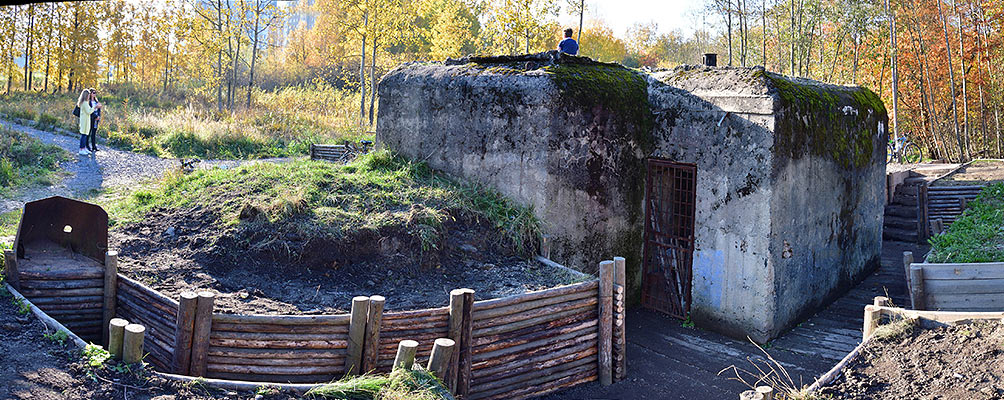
821,322,1004,399
111,206,579,315
0,285,300,400
936,160,1004,186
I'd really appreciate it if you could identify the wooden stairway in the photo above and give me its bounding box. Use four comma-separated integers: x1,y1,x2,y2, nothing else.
883,176,927,243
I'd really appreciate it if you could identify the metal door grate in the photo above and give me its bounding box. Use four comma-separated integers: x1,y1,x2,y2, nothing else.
641,159,696,319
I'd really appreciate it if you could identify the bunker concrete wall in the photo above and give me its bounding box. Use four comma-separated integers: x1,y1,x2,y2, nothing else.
767,77,887,338
647,69,778,341
377,61,887,343
376,61,650,287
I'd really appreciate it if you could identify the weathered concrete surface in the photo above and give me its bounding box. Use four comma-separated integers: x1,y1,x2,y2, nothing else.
377,53,652,290
376,54,887,342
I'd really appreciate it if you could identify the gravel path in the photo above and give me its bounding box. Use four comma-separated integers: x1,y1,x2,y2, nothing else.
0,118,288,214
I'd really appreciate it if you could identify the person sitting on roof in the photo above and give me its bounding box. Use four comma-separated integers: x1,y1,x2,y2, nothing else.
558,28,579,56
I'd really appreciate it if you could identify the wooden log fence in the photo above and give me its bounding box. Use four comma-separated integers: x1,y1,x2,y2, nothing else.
12,249,622,399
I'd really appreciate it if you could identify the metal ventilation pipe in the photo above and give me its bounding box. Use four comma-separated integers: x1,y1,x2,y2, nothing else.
702,53,718,67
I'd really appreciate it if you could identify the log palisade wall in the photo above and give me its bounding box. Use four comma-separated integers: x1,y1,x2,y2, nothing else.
7,253,622,399
115,275,179,371
923,185,983,233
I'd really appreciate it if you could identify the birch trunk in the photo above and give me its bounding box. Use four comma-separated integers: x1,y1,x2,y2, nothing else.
937,0,965,161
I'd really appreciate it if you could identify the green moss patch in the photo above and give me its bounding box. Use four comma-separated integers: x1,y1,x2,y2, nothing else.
766,73,884,169
929,183,1004,263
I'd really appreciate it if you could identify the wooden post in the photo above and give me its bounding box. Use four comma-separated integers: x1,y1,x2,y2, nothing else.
863,305,880,340
457,288,475,397
101,251,118,348
902,251,914,287
189,291,215,376
346,296,369,376
123,323,146,364
393,339,419,371
740,390,763,400
933,218,945,235
755,386,774,400
540,235,551,259
873,296,890,307
447,289,464,393
598,260,614,386
362,295,385,373
3,250,20,290
960,196,969,209
173,291,198,375
108,318,128,360
909,265,926,310
427,338,455,379
613,256,627,381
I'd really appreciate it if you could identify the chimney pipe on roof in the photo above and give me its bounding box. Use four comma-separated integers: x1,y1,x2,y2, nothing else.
702,53,718,67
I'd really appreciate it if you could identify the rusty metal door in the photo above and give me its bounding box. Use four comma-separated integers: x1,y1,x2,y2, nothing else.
641,159,696,319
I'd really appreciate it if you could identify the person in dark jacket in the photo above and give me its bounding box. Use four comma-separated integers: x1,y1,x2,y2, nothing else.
87,88,102,152
558,28,578,55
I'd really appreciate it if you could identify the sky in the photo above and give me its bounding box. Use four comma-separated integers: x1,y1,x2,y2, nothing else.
559,0,707,39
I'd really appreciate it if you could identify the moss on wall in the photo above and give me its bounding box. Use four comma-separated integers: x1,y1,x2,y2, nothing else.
764,71,885,170
543,63,655,151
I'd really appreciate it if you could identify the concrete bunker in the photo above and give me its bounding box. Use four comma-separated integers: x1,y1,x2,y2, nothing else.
376,52,887,342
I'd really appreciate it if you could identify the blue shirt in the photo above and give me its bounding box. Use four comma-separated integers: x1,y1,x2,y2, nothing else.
558,38,579,55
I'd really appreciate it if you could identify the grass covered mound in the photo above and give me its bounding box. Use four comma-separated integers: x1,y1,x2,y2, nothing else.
106,150,569,314
928,183,1004,263
0,127,69,195
112,150,540,256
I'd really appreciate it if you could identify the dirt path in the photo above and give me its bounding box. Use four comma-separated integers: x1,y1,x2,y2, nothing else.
0,119,286,214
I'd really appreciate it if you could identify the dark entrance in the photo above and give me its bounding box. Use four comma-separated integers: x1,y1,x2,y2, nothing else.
641,159,696,319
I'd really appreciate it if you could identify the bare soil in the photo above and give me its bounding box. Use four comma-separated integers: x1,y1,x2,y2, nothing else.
935,160,1004,186
0,285,298,400
111,206,578,315
821,322,1004,399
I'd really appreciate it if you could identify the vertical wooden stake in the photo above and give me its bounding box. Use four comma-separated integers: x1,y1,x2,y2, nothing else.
933,218,945,235
101,251,118,348
902,251,914,287
189,291,215,376
863,305,880,340
108,318,128,360
123,323,146,364
873,296,890,307
447,289,465,393
755,386,774,400
427,338,455,379
346,296,370,376
598,260,614,386
362,295,385,373
393,339,419,371
909,266,926,310
173,291,198,375
3,250,20,290
457,288,474,397
613,256,627,381
540,235,551,259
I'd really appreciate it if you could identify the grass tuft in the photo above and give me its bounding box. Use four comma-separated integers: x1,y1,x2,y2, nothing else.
306,367,453,400
0,127,70,195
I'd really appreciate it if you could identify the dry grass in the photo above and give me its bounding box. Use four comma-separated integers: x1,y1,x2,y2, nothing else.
0,82,370,160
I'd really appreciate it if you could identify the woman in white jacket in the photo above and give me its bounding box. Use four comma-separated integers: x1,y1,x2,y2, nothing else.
76,89,95,155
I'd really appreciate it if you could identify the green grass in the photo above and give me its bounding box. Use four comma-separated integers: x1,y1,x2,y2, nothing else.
0,128,69,195
0,210,19,238
0,82,367,160
929,183,1004,263
108,150,541,255
306,368,454,400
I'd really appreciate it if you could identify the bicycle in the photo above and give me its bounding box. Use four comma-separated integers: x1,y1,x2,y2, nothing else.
336,139,374,163
887,136,922,164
